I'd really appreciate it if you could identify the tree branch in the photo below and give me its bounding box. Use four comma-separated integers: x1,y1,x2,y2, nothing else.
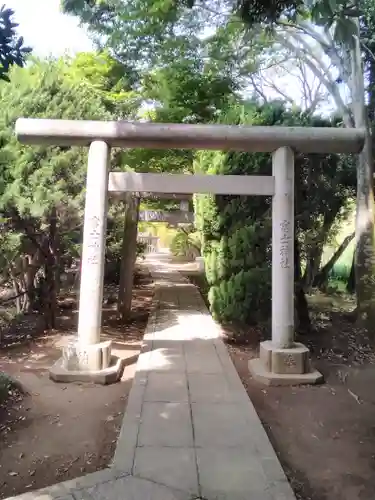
314,232,355,288
275,34,353,127
249,74,268,102
260,73,295,103
9,208,49,260
278,20,350,83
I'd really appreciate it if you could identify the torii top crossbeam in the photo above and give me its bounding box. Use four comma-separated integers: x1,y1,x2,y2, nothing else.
15,118,365,154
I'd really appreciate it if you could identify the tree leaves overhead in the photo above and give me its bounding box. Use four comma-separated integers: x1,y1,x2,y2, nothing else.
143,58,236,123
0,55,130,321
0,58,112,217
62,0,201,68
237,0,302,24
63,0,303,25
63,0,365,50
121,56,237,178
64,50,141,117
0,5,32,81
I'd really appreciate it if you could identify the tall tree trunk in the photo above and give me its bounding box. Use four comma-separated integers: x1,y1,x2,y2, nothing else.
351,19,375,328
347,251,356,293
12,278,21,314
303,245,324,292
367,39,375,124
23,254,40,312
118,196,140,321
313,232,355,289
43,209,58,329
294,239,311,333
303,209,340,292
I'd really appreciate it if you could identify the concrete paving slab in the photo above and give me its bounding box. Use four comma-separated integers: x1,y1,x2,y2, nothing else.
185,349,223,374
5,494,75,500
152,340,184,351
261,457,290,484
266,481,296,500
196,447,271,500
138,402,194,447
111,418,139,472
183,341,218,354
145,372,189,402
73,476,188,500
147,349,186,373
4,469,128,500
112,380,146,472
188,373,241,403
191,402,256,448
135,350,153,371
133,447,199,495
63,469,127,491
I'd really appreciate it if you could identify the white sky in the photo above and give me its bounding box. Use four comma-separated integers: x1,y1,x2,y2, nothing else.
6,0,93,56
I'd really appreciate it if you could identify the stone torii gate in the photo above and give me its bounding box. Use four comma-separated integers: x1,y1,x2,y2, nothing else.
15,118,365,385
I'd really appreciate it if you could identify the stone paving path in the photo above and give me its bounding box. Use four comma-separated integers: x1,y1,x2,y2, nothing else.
6,254,296,500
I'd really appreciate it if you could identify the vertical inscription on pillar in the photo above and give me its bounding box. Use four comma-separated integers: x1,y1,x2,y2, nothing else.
279,219,291,269
86,215,101,265
285,353,296,368
62,343,89,370
77,349,89,369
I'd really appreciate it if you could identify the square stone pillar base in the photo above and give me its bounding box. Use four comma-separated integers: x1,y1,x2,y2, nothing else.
248,340,323,386
49,340,124,385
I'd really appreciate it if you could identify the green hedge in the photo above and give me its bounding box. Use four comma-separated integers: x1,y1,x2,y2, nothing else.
194,103,275,324
194,101,353,326
170,228,201,258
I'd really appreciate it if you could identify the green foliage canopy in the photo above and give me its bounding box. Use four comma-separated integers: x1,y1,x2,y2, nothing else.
0,55,117,317
195,101,355,326
0,5,31,81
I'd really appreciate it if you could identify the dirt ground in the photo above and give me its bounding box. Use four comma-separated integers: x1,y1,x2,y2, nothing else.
3,267,375,500
230,344,375,500
0,270,153,499
185,272,375,500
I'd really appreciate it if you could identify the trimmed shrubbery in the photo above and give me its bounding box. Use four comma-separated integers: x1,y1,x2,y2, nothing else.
194,101,355,329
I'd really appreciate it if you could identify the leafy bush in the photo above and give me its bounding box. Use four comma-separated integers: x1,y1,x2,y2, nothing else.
195,100,354,329
136,241,147,259
194,103,275,325
209,268,271,324
170,227,201,259
199,192,272,324
330,262,351,281
105,241,146,284
0,6,32,81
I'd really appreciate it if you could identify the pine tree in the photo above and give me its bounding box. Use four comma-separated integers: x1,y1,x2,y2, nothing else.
0,58,111,327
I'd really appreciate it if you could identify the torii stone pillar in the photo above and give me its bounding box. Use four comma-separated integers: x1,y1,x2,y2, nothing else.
272,147,295,349
77,141,109,346
249,147,322,385
50,141,123,384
